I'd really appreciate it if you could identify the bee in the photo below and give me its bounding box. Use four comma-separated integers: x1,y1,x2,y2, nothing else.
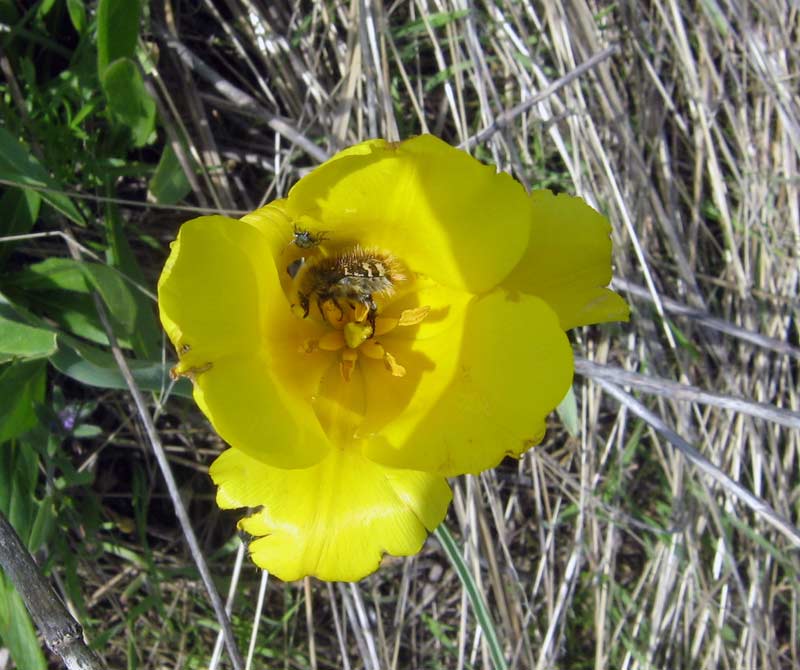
292,247,405,333
289,225,328,250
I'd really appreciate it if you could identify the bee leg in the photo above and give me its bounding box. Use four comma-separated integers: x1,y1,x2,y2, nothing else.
366,297,378,337
316,297,328,323
298,293,310,318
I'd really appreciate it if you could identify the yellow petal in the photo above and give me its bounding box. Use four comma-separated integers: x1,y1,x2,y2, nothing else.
193,352,331,468
362,290,573,476
159,213,333,468
502,190,629,330
238,200,295,254
157,215,272,363
209,447,452,582
285,135,531,293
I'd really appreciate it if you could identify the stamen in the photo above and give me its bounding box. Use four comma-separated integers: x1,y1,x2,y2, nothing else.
344,322,373,349
298,339,319,353
398,305,430,326
353,302,370,323
340,349,358,382
359,339,386,360
322,300,345,325
319,331,345,351
383,352,406,377
373,317,399,336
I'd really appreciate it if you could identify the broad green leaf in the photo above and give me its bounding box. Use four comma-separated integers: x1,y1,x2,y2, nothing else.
0,188,41,268
97,0,141,73
0,581,47,670
104,198,161,359
50,336,192,398
11,257,90,293
0,128,84,224
148,144,193,205
82,262,137,336
9,258,139,344
0,317,57,362
0,360,46,443
28,494,56,553
1,443,38,540
101,58,156,147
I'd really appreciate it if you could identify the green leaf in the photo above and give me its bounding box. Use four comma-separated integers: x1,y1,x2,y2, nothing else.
66,0,86,32
9,258,140,344
434,525,508,670
37,0,57,17
0,317,57,362
0,188,41,268
97,0,141,73
82,262,138,337
556,385,580,437
0,128,84,224
27,495,56,553
0,580,47,670
101,57,156,146
0,360,46,443
103,198,161,359
11,257,90,293
148,144,193,205
50,336,192,398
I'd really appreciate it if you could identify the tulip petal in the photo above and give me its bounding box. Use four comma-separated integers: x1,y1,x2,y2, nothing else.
363,291,573,476
158,213,331,468
210,447,452,582
285,135,531,294
503,191,629,330
158,215,272,362
193,352,331,469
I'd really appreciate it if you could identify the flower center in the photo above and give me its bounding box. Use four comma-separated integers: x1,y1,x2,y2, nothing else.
285,241,430,382
299,300,430,382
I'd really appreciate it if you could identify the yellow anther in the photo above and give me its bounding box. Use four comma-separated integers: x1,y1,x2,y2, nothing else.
340,349,358,382
359,339,386,360
344,321,373,349
319,330,346,351
383,352,406,377
353,302,370,323
373,317,399,336
322,300,346,325
398,305,430,326
298,339,319,353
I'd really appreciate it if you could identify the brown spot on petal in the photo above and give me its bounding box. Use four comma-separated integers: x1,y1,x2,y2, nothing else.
170,362,212,381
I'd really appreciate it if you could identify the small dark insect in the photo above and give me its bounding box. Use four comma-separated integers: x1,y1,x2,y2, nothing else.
290,225,328,250
293,247,404,333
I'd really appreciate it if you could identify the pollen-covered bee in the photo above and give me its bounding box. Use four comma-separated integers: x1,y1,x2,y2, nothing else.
292,247,405,332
